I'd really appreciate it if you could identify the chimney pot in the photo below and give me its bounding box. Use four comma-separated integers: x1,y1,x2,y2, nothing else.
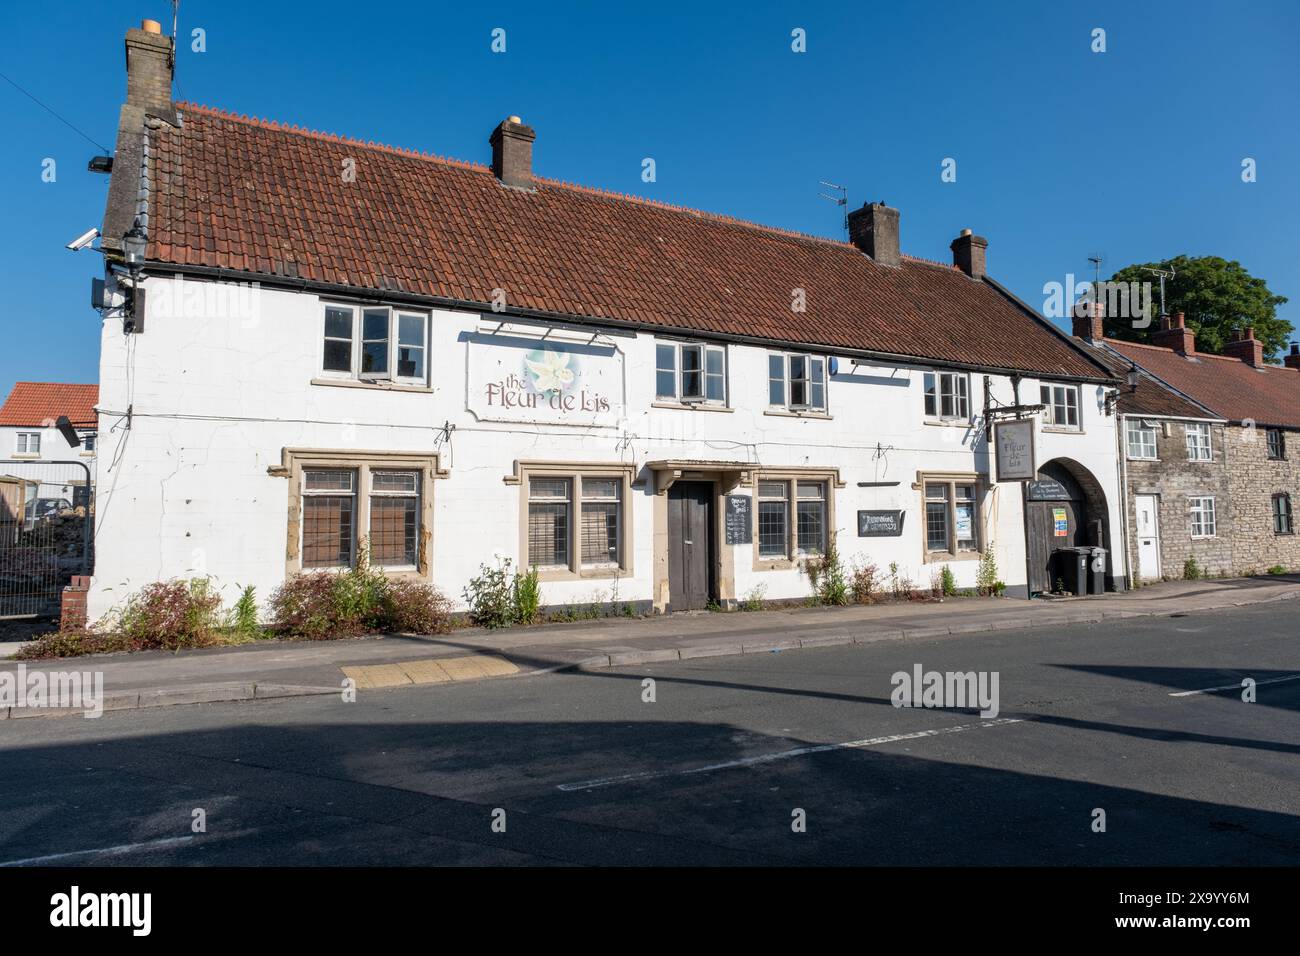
847,202,901,268
949,229,988,279
1223,325,1265,367
489,116,537,189
124,21,174,114
1152,311,1196,355
1072,296,1104,342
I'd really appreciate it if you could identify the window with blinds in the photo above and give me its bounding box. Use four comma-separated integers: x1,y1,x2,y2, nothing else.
758,480,789,558
369,470,419,567
302,468,356,569
528,477,571,567
581,477,621,566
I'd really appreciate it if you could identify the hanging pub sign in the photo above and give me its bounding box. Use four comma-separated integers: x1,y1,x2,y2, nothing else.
858,510,906,537
993,419,1036,482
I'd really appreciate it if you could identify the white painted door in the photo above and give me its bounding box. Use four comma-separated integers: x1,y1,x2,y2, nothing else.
1134,495,1161,581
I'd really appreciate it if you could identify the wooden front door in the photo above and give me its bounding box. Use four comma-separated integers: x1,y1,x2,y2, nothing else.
667,481,715,610
1026,496,1085,594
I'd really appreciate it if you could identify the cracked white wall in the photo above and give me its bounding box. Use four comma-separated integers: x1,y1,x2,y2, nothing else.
87,275,1127,621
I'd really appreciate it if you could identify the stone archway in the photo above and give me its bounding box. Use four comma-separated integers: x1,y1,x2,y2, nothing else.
1024,458,1113,595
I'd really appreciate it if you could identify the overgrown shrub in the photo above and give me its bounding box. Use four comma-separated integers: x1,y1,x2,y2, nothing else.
976,544,999,596
268,572,345,639
817,539,849,606
383,577,454,634
1266,565,1287,576
1183,556,1202,580
512,565,541,625
115,578,225,650
464,558,516,628
13,628,131,660
940,565,957,597
228,585,264,640
740,583,767,612
851,562,878,604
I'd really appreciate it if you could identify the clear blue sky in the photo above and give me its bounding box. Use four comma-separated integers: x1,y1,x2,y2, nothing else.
1,0,1296,394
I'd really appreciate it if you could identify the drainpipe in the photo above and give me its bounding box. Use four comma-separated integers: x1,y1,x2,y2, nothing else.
1116,413,1134,590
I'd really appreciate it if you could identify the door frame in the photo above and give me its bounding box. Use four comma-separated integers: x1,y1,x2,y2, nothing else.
1133,493,1162,582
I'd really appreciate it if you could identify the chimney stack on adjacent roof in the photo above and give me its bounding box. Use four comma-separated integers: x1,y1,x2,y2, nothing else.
1284,342,1300,370
1072,296,1104,343
950,228,988,279
1151,311,1196,355
489,116,537,189
847,202,901,268
125,18,173,114
1223,326,1265,368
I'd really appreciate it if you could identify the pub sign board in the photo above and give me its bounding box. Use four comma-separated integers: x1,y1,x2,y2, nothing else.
858,509,905,537
994,419,1036,482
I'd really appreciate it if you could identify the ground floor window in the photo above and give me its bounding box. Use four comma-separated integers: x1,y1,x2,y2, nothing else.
1189,496,1217,538
516,463,634,578
922,475,982,556
753,472,837,564
280,450,442,576
1273,493,1292,534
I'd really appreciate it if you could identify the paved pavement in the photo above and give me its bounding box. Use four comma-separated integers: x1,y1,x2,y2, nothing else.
0,602,1295,865
2,574,1299,719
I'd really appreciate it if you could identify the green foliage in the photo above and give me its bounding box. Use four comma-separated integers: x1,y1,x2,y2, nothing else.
463,558,516,629
804,538,849,606
512,564,542,625
940,564,957,597
271,566,451,639
976,544,1000,596
739,584,767,612
1183,556,1202,580
230,585,261,637
116,578,225,650
1266,565,1287,576
850,562,878,605
1108,255,1290,359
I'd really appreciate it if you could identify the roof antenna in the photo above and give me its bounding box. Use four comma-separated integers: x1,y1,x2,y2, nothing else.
1143,264,1176,318
170,1,180,73
819,180,848,238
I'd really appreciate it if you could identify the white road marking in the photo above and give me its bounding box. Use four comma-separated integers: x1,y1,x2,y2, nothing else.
0,827,260,867
1168,673,1300,697
557,717,1025,792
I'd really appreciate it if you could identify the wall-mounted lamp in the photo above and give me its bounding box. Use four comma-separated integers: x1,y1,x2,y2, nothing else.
121,218,147,334
1126,363,1140,392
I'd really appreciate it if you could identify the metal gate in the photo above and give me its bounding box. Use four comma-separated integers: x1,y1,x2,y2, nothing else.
0,460,93,619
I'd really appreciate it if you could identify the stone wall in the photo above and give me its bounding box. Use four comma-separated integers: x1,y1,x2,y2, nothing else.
1222,425,1300,574
1124,419,1233,580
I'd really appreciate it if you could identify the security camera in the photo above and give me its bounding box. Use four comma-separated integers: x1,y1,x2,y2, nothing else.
66,227,100,251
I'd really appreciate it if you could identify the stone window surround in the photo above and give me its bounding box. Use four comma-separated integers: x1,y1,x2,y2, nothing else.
915,470,986,563
749,467,846,571
270,448,447,579
504,459,638,582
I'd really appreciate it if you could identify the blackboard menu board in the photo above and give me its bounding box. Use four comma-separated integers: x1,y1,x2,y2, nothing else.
858,510,905,537
725,495,752,544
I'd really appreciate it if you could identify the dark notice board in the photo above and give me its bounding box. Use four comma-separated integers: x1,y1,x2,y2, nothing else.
725,495,752,544
858,509,905,537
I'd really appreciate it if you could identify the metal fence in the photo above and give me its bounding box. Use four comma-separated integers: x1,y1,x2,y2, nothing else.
0,460,93,619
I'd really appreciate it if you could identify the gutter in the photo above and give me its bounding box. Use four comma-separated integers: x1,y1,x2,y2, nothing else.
139,260,1120,385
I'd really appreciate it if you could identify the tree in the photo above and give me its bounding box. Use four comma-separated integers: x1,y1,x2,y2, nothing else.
1107,255,1290,359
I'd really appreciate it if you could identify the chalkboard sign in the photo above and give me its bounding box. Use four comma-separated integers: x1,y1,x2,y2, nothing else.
858,509,906,537
725,495,752,544
1027,478,1071,501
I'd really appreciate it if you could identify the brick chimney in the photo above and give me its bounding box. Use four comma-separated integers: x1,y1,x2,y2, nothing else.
1284,342,1300,370
1072,296,1104,342
1223,326,1265,367
1151,312,1196,355
125,19,173,114
489,116,537,189
950,228,988,279
848,202,901,268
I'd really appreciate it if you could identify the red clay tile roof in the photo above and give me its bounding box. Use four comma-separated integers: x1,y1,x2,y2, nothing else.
0,383,99,428
1106,339,1300,429
1072,340,1220,419
141,104,1110,381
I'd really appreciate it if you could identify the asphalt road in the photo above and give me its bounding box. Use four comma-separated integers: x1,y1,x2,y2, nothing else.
1,603,1297,866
